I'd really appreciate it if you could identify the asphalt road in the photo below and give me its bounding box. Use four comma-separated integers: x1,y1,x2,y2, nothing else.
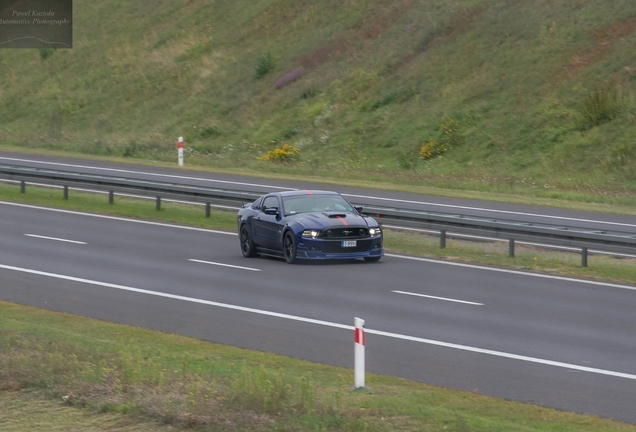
2,151,636,235
1,199,636,424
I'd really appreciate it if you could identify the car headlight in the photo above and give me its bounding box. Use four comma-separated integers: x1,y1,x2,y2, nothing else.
369,227,381,237
302,230,320,239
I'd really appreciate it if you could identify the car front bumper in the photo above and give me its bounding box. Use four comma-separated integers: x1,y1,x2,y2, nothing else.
296,237,384,260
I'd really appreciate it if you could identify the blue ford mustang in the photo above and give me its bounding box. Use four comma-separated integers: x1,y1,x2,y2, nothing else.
237,190,383,263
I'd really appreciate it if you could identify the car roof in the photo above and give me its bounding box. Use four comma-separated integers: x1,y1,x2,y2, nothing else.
276,190,340,197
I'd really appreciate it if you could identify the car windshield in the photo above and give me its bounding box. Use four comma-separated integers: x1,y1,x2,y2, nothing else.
283,194,354,216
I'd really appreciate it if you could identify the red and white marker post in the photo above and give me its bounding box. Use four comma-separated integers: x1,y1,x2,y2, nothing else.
354,317,366,389
178,136,184,166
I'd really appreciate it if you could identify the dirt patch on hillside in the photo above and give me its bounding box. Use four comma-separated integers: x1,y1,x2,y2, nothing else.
297,0,414,70
557,15,636,80
294,2,496,73
383,3,489,76
298,40,348,69
351,0,415,39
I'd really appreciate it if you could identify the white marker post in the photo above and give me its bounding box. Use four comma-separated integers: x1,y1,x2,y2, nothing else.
178,136,184,166
354,317,366,389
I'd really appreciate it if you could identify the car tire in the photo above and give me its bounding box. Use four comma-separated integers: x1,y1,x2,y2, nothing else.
283,231,297,264
240,225,258,258
363,256,381,262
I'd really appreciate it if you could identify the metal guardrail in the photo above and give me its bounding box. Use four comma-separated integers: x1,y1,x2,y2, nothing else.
0,164,261,217
1,164,635,266
361,206,636,262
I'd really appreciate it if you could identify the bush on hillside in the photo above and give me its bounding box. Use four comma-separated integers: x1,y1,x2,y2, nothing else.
39,48,54,60
300,87,317,99
254,53,275,79
580,85,624,129
195,125,220,139
420,115,462,160
257,143,300,162
420,138,447,159
363,87,418,112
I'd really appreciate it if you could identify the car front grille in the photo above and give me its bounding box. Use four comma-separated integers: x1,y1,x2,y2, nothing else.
321,227,368,239
323,239,373,253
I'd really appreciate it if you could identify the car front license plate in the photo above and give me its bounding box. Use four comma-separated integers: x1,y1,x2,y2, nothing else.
342,240,357,248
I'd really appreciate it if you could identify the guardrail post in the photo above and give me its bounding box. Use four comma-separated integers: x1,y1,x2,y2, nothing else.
20,181,25,194
156,196,161,211
354,317,366,390
582,247,588,267
205,202,211,218
63,186,68,200
109,191,114,205
440,230,446,249
509,239,515,258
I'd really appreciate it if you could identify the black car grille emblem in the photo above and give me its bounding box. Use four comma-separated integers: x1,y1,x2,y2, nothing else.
343,230,353,235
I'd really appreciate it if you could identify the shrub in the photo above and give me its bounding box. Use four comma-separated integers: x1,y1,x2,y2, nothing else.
364,87,417,111
420,139,446,159
196,125,220,139
275,67,304,89
580,85,623,128
420,115,461,160
300,87,317,99
123,141,138,157
440,115,462,146
254,53,275,79
257,143,300,163
39,48,54,60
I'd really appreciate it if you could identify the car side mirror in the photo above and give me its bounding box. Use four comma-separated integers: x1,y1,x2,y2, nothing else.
264,208,279,215
354,206,363,212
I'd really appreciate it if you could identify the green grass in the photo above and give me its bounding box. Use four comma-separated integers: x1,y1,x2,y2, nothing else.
1,0,636,201
3,300,636,432
0,391,176,432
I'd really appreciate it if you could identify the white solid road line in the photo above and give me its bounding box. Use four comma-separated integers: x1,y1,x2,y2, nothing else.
365,328,636,381
392,290,483,306
1,262,635,381
0,156,293,191
188,259,261,272
25,234,87,244
2,155,635,229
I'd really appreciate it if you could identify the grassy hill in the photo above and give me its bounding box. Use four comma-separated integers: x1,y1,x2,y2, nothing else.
1,0,635,201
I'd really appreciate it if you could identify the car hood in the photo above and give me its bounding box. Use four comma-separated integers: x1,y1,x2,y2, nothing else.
292,211,374,229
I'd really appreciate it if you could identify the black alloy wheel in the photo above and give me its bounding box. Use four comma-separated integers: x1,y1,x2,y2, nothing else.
283,231,297,264
240,225,257,258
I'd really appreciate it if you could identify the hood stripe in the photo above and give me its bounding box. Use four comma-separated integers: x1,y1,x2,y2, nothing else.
336,215,349,226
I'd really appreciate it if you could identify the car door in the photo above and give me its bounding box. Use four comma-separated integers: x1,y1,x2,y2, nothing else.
251,195,282,251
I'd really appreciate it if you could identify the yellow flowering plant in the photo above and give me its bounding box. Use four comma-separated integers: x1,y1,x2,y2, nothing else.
257,143,300,162
420,115,461,160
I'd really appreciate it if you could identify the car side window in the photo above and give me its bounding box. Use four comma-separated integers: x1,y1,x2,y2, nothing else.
251,197,263,210
262,196,279,213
